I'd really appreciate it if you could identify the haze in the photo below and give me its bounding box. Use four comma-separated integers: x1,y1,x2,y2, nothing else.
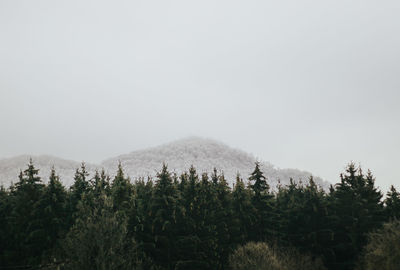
1,0,399,191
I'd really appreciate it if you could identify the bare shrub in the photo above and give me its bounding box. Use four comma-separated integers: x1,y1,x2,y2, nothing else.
358,219,400,270
229,242,283,270
229,242,326,270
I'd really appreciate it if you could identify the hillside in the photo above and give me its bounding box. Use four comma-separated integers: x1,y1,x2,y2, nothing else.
0,155,98,187
0,137,330,189
102,137,329,189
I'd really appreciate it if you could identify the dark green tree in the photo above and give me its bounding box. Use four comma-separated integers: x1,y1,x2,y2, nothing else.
36,167,68,262
328,164,384,270
0,186,12,266
175,167,210,269
231,173,255,246
8,159,45,266
149,164,181,269
248,162,275,242
62,192,137,270
384,185,400,220
111,162,133,213
68,163,90,225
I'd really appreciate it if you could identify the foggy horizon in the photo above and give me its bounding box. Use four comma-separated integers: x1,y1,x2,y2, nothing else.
1,0,400,192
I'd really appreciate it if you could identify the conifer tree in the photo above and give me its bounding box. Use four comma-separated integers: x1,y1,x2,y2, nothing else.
231,173,255,246
8,159,45,266
111,162,133,213
69,163,89,206
90,169,111,198
276,177,331,263
248,162,275,242
176,167,205,268
149,164,181,269
214,172,233,269
129,177,155,268
36,167,68,262
62,192,136,270
0,186,12,266
384,185,400,220
328,164,384,270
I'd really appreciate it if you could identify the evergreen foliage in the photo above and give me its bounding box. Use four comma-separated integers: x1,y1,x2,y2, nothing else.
384,185,400,220
0,160,395,270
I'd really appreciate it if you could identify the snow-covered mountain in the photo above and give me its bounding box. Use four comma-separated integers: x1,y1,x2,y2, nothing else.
102,137,330,189
0,155,99,187
0,137,330,189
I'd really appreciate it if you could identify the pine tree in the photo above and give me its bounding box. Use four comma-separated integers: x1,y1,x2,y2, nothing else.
62,192,137,270
231,173,255,246
214,172,233,269
8,159,45,266
68,163,90,225
36,167,68,262
175,168,210,269
90,169,111,198
384,185,400,220
248,162,275,242
128,177,155,268
149,164,181,269
0,186,12,266
276,177,331,263
328,163,384,270
111,162,133,213
249,162,269,196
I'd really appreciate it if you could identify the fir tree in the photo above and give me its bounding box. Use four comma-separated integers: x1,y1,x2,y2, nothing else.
384,185,400,220
62,192,137,270
111,162,133,213
328,164,384,270
231,173,255,246
149,164,181,269
8,159,45,266
36,167,68,262
68,162,90,225
248,162,275,242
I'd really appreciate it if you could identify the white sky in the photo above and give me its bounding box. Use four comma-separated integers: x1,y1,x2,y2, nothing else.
1,0,399,191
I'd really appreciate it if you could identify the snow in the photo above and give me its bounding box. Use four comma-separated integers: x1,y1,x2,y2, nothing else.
0,137,330,190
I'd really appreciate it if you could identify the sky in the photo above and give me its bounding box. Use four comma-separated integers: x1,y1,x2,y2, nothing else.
1,0,399,191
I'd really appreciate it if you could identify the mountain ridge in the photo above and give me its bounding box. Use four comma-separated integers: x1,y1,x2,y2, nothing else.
0,137,330,189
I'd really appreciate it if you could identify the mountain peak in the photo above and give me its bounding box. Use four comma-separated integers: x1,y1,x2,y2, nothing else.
0,138,330,190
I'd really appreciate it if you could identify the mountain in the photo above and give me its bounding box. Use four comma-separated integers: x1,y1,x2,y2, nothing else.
0,137,330,189
102,137,330,189
0,155,99,187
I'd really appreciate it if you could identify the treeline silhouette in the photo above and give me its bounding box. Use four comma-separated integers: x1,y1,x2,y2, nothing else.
0,160,399,269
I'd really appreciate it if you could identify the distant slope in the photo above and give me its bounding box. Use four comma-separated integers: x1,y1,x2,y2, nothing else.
0,155,98,187
101,137,330,189
0,137,330,189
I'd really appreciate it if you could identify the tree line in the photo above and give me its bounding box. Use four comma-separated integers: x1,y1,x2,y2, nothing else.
0,160,399,269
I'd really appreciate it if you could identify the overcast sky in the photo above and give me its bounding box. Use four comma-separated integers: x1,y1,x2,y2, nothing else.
1,0,399,191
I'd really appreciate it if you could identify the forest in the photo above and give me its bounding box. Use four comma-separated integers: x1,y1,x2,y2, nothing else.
0,160,399,270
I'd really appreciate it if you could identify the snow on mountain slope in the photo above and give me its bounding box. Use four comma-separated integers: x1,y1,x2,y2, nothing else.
101,137,330,189
0,155,98,187
0,137,330,189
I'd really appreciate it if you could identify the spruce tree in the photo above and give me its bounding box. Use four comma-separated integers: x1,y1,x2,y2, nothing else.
248,162,275,242
384,185,400,220
111,162,133,213
176,167,205,268
214,172,233,269
0,186,12,266
68,163,90,225
328,164,384,270
8,159,45,266
62,192,136,270
231,173,255,246
149,164,181,269
36,167,68,262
